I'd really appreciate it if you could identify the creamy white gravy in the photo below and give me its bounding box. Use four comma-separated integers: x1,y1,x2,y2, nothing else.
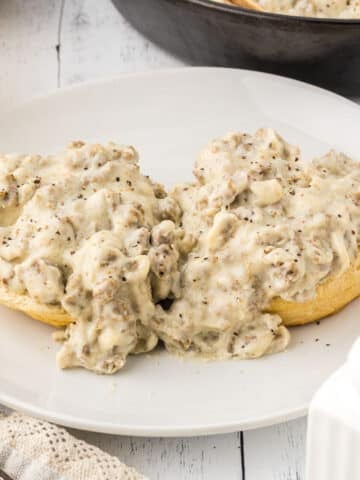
255,0,360,17
0,142,189,373
151,129,359,360
0,130,358,373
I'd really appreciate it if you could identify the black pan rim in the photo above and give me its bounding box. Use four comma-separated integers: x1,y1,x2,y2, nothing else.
176,0,360,24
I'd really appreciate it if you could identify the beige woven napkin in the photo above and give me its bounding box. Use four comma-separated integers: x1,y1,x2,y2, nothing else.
0,412,147,480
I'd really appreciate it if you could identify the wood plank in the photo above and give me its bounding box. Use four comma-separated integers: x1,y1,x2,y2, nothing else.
59,0,183,88
244,418,307,480
70,430,242,480
0,0,61,110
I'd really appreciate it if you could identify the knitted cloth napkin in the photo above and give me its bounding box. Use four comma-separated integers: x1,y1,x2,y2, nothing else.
0,411,146,480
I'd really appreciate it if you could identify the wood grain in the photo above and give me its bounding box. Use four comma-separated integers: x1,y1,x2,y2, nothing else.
70,429,243,480
245,418,307,480
0,0,61,110
59,0,183,88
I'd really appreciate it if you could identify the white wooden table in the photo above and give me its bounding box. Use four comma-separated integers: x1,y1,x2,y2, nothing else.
3,0,353,478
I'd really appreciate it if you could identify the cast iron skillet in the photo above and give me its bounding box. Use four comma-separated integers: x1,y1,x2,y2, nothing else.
112,0,360,96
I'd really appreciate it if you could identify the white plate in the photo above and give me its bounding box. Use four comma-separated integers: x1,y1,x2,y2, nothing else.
0,68,359,437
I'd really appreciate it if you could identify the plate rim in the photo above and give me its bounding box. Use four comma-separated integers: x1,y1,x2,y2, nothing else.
0,388,308,436
3,66,359,118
